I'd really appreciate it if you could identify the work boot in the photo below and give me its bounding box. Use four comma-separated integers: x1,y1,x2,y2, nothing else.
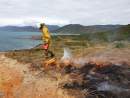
48,50,55,58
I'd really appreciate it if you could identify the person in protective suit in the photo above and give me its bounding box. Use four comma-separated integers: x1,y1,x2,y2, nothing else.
39,23,54,58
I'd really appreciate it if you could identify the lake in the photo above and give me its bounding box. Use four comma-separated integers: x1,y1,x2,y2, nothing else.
0,31,42,51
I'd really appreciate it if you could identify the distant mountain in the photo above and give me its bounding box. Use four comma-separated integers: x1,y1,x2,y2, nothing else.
53,24,123,34
47,25,60,31
52,24,130,42
0,25,60,32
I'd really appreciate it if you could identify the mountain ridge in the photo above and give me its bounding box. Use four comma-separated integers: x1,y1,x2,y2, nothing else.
52,24,123,34
0,25,60,32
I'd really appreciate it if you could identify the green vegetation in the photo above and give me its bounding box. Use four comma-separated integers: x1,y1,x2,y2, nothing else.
114,24,130,41
114,41,125,48
86,32,109,42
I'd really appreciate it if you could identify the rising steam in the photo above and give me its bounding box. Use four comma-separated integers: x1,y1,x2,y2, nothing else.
61,47,72,60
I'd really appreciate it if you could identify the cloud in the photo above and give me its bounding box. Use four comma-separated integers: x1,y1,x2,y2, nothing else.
0,18,70,26
0,0,130,25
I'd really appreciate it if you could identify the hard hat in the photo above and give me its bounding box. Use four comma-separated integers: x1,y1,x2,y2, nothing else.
39,23,45,30
40,23,45,27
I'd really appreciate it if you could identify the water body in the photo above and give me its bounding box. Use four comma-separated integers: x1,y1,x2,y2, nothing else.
0,31,42,51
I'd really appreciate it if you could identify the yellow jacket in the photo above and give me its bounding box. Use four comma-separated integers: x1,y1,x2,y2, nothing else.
41,25,51,44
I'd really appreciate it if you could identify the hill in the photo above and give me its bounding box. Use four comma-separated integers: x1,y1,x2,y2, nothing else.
0,25,60,32
53,24,130,42
53,24,122,34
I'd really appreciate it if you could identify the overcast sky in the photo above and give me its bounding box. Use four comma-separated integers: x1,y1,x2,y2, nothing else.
0,0,130,26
